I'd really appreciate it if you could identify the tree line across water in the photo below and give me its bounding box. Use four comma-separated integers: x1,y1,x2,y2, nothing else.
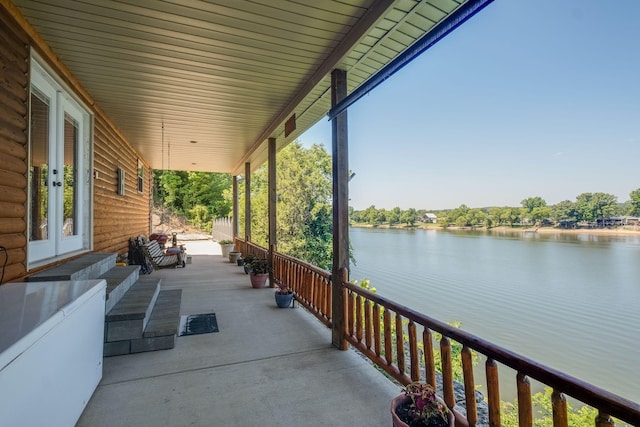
351,190,640,228
154,140,640,270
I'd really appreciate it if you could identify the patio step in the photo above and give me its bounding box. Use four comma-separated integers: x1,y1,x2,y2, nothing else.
104,278,182,357
105,277,161,341
100,265,141,313
26,253,116,282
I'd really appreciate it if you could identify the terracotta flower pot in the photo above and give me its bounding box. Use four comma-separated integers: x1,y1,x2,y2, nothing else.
390,394,455,427
249,272,268,288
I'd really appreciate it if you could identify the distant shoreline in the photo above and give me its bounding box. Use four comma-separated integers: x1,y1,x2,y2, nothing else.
350,223,640,237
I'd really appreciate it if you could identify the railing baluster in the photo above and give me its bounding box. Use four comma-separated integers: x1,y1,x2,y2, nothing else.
423,328,436,389
316,268,323,310
486,358,501,427
326,276,332,320
395,313,405,375
307,270,318,311
356,294,363,343
517,373,533,427
462,346,477,427
373,303,381,357
440,337,455,409
365,299,372,350
348,291,355,337
408,320,419,382
596,412,615,427
383,308,393,365
552,389,568,427
317,272,324,314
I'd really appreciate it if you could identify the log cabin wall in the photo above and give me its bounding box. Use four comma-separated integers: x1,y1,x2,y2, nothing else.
0,8,29,282
0,6,152,282
92,116,153,254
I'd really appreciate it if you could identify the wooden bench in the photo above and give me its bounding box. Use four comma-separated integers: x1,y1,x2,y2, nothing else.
142,240,180,269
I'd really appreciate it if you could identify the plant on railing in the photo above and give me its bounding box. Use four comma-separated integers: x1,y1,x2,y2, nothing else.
351,277,377,293
393,382,452,427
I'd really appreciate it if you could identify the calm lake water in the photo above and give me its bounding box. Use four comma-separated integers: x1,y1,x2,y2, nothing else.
349,226,640,404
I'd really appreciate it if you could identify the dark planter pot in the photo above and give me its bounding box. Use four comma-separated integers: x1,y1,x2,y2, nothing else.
275,292,294,308
243,264,252,274
249,272,268,288
237,258,244,266
390,395,455,427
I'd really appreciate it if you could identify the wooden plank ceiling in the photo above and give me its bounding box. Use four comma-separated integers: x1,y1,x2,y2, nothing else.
11,0,466,174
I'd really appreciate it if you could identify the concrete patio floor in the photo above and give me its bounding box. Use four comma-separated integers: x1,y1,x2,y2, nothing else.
78,240,401,427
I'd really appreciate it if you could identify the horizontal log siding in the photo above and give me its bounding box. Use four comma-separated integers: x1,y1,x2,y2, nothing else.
0,7,28,283
92,114,151,255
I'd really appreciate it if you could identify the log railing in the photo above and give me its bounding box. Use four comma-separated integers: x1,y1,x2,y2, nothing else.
342,279,640,427
233,238,267,260
272,251,332,327
229,240,640,426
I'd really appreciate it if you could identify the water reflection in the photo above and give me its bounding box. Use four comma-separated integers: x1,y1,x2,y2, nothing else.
349,226,640,403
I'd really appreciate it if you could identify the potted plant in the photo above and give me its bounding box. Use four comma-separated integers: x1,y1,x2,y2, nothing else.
249,258,269,288
228,251,241,263
242,254,256,274
391,383,454,427
218,240,235,257
274,284,294,308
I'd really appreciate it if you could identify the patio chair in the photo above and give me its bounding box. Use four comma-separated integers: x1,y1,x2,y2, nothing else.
142,239,180,269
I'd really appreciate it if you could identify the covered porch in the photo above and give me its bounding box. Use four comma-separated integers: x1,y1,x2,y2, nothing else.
77,240,400,426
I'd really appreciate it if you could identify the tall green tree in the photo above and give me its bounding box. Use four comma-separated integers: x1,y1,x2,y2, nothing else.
400,208,418,226
154,170,232,228
521,196,547,216
628,188,640,216
388,207,402,225
575,192,618,222
550,200,577,222
238,142,334,270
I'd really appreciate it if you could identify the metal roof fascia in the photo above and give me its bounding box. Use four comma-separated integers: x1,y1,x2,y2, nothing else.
327,0,495,121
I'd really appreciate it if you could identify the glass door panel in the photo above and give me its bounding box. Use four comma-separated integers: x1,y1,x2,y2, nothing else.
29,92,50,241
62,113,78,237
56,96,83,254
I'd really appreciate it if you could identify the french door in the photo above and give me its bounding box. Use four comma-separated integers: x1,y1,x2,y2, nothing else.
28,60,91,264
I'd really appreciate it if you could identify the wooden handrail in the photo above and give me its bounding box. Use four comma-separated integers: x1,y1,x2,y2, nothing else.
271,250,332,327
342,280,640,426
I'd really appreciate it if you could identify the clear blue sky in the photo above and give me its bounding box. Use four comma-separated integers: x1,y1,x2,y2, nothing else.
299,0,639,211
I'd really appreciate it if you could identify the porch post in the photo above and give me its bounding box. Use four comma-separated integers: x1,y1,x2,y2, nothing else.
268,137,277,287
331,68,349,350
232,175,239,238
244,162,251,241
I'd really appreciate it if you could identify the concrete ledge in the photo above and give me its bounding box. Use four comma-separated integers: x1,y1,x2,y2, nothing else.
26,253,116,282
